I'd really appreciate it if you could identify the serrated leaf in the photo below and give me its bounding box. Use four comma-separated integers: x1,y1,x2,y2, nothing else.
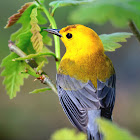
1,30,33,99
29,87,51,94
0,30,33,99
99,32,133,51
50,128,86,140
30,8,43,52
69,0,140,30
5,2,34,28
49,0,93,14
97,118,138,140
1,53,29,99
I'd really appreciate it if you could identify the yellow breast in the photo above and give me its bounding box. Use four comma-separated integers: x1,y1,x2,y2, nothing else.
58,51,115,88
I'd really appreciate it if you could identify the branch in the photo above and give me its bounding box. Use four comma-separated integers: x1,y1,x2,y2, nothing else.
128,20,140,43
8,40,57,94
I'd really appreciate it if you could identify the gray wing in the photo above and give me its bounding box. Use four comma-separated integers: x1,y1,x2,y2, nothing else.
56,74,116,132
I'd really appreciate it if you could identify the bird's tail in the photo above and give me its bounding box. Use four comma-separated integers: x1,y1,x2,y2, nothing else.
87,110,103,140
87,130,103,140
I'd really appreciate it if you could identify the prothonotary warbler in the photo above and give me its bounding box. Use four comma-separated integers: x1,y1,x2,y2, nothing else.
45,24,116,140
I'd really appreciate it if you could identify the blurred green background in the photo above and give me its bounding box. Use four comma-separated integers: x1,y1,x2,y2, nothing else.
0,0,140,140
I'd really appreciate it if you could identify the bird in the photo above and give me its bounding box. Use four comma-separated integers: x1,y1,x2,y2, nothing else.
44,24,116,140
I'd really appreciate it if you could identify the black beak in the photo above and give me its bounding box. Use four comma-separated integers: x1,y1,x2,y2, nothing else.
44,29,62,37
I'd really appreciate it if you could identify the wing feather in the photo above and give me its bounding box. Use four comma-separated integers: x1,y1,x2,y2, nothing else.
57,74,116,131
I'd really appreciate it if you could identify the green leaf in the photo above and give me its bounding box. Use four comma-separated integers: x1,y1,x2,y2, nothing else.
97,118,139,140
29,87,51,94
0,30,33,99
50,128,86,140
49,0,93,7
1,53,29,99
40,0,45,4
49,0,93,15
69,0,140,30
30,7,43,52
0,31,33,99
41,31,52,46
99,32,133,51
37,9,47,25
16,30,34,52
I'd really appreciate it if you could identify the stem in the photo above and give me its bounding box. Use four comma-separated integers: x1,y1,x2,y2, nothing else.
41,5,60,70
13,52,57,61
128,20,140,43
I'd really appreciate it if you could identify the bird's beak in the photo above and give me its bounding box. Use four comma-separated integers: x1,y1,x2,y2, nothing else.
44,29,62,37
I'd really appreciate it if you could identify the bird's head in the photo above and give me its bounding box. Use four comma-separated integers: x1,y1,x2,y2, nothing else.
44,24,104,56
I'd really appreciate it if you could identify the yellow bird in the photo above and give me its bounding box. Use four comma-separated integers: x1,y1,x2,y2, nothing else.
45,24,116,140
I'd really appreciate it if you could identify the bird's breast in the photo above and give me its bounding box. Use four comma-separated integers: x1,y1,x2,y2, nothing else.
58,53,115,88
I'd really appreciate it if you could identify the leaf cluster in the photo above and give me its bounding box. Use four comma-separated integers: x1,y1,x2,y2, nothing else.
1,1,52,99
50,118,139,140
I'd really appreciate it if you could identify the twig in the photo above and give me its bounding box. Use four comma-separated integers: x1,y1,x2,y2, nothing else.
8,40,58,94
128,20,140,43
9,41,38,68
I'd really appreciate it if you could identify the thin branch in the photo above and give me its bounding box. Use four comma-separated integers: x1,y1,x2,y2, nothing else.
9,41,38,68
8,40,57,94
128,20,140,43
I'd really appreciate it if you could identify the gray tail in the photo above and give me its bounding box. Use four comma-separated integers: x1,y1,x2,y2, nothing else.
87,130,103,140
87,108,113,140
87,110,103,140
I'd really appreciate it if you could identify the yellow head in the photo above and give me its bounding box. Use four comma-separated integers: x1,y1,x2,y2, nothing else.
45,24,104,58
44,25,114,86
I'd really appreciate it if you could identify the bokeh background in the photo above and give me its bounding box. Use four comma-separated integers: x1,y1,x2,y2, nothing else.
0,0,140,140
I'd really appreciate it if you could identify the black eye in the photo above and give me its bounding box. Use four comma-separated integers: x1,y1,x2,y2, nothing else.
66,33,72,39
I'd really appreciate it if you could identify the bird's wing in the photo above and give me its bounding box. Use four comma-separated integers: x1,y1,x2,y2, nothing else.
56,74,116,131
97,74,116,119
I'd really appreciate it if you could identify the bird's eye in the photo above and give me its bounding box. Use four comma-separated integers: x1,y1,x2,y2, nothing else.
66,33,72,39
